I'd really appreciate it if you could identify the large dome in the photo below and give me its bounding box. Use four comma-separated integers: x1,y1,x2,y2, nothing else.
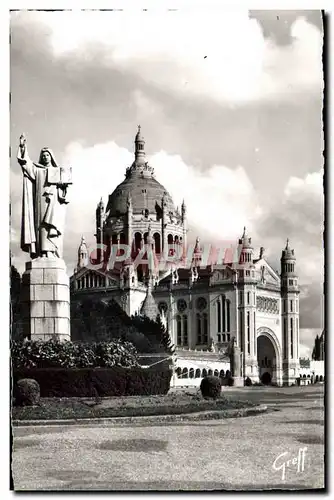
106,174,175,217
105,126,176,218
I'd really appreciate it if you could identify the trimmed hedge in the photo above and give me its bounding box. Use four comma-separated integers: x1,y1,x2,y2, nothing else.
13,366,172,397
200,376,222,399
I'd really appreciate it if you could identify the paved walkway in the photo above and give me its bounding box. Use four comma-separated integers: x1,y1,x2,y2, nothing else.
12,385,324,491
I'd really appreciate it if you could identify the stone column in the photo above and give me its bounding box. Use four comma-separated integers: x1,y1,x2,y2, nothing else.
21,257,70,341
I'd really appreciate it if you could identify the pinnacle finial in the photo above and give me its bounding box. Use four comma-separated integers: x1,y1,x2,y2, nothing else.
242,226,246,238
286,238,290,249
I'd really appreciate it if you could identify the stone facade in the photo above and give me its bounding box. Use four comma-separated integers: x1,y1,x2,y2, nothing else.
70,129,302,386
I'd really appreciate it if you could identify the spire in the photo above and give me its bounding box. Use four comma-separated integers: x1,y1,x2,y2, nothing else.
134,124,145,163
281,238,295,260
140,285,159,321
239,226,252,248
77,235,88,269
97,197,104,209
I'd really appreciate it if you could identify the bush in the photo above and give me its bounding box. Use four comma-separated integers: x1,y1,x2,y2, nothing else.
11,339,139,370
227,376,234,387
12,366,172,398
245,377,252,387
200,376,222,399
14,378,40,406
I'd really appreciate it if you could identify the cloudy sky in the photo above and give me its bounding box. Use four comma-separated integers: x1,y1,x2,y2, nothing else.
10,9,324,357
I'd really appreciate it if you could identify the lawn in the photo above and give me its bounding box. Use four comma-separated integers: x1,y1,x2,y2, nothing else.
12,391,257,421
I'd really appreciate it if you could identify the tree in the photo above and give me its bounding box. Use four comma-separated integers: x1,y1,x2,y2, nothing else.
10,265,23,341
312,334,321,360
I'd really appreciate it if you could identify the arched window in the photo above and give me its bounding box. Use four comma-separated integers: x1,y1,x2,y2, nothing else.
226,370,230,378
167,234,174,256
197,313,208,345
177,315,182,346
217,299,221,332
176,314,188,347
222,296,226,332
214,369,219,377
219,370,225,378
182,368,188,379
247,311,250,354
307,374,311,378
134,232,142,253
303,374,306,378
189,368,194,379
290,317,294,358
226,300,230,332
196,313,202,344
176,367,182,378
183,316,188,346
195,368,201,378
208,369,213,376
203,313,208,344
315,375,319,382
319,375,323,382
153,233,161,254
202,369,207,377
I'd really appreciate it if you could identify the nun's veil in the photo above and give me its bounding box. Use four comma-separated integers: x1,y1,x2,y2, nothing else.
38,148,58,168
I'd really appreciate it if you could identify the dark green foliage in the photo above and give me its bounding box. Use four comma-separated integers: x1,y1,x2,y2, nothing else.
10,265,24,341
71,299,166,353
200,376,222,399
14,378,40,406
312,334,321,361
11,339,139,370
245,377,252,387
13,367,172,397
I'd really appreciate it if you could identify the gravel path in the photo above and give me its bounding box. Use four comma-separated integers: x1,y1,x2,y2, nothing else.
12,385,324,491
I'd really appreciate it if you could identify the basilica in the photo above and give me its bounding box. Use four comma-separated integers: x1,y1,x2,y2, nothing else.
70,127,301,386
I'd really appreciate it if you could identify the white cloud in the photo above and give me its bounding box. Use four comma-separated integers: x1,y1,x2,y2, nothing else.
19,10,322,103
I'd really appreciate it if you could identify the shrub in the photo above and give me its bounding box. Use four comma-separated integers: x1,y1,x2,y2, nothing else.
200,376,222,399
11,339,139,370
12,366,172,398
227,376,234,386
14,378,40,406
245,377,252,387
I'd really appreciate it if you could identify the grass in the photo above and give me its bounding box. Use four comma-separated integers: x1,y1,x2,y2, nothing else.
12,392,257,421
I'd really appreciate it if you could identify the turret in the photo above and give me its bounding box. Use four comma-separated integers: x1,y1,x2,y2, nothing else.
238,227,253,265
77,236,88,270
181,199,187,260
134,125,146,166
280,239,300,385
161,192,167,257
95,198,104,264
237,227,257,382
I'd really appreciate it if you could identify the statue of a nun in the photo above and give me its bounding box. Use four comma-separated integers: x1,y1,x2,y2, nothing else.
17,134,72,259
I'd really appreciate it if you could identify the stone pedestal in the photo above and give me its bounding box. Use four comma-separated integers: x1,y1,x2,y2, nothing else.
21,257,70,341
232,377,244,387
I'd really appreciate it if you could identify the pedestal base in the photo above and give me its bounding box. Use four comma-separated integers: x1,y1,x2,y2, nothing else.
232,377,244,387
21,257,71,341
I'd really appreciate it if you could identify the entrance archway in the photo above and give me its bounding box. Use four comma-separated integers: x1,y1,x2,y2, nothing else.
261,371,272,385
257,331,279,385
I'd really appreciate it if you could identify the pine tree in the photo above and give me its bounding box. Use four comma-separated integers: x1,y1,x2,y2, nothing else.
312,334,321,361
